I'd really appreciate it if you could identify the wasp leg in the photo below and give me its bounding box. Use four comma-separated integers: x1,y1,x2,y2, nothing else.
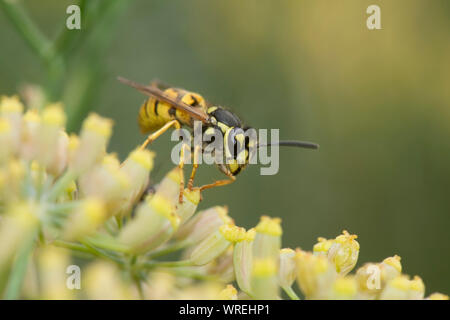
177,143,191,204
199,174,236,192
187,144,202,191
139,119,181,150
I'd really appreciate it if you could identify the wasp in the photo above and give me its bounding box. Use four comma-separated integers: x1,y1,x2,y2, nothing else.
118,76,318,201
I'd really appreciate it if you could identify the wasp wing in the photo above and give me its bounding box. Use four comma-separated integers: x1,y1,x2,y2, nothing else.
118,76,210,123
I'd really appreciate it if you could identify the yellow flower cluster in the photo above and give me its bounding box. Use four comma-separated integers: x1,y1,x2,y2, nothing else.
0,95,447,300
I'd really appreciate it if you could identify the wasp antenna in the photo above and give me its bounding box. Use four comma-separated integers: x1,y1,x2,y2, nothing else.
258,140,319,150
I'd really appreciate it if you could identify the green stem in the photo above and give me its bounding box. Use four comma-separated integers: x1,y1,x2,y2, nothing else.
53,239,124,266
80,240,125,266
53,240,93,256
47,201,82,215
140,259,194,270
282,286,300,300
85,235,130,253
146,240,190,259
115,216,123,230
4,230,38,299
47,169,77,201
0,0,52,63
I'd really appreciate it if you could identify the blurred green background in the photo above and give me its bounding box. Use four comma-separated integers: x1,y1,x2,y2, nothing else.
1,0,449,293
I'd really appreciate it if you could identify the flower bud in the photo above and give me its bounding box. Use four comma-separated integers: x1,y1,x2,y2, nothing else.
314,230,359,276
379,275,425,300
251,257,279,300
47,130,69,176
30,161,46,188
0,95,24,114
37,246,74,299
296,249,337,299
355,255,402,299
355,263,381,299
190,224,246,266
119,194,180,253
253,216,282,260
0,117,13,162
0,95,23,153
70,113,113,173
0,202,39,271
78,154,130,214
176,187,201,223
312,237,332,256
278,248,297,289
156,166,183,202
36,104,67,168
115,148,154,217
218,284,238,300
63,198,106,241
175,206,232,245
380,255,402,285
0,159,25,203
67,133,79,163
20,109,40,160
233,228,255,295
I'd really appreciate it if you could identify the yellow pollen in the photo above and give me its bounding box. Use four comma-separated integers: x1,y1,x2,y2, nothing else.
148,194,179,230
23,109,41,123
410,276,424,292
42,103,66,127
255,216,282,236
383,255,402,273
68,134,80,151
102,154,120,168
0,95,24,113
129,148,155,171
244,228,256,241
183,187,201,204
219,224,246,243
83,113,113,137
167,166,182,183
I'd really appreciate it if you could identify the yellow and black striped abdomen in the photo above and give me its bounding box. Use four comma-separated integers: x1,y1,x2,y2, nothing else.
138,88,207,134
